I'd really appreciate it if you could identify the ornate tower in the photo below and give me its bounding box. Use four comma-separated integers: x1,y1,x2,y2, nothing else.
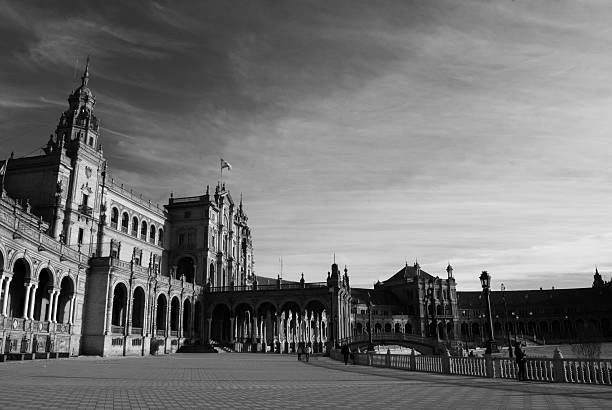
49,58,105,252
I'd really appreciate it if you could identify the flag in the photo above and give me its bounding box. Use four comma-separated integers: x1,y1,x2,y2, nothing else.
0,160,7,176
221,158,232,171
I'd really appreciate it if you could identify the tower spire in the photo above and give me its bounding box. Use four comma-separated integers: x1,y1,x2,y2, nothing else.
81,55,90,87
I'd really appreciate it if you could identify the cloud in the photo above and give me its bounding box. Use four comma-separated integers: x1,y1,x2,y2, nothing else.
2,0,612,291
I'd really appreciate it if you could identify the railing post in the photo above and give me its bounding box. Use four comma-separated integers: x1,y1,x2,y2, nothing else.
485,354,495,378
552,348,565,383
410,348,416,371
385,349,391,368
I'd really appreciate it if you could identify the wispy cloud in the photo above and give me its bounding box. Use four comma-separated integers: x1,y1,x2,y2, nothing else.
1,0,612,290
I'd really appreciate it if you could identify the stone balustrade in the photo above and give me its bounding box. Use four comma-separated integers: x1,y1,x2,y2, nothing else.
331,348,612,385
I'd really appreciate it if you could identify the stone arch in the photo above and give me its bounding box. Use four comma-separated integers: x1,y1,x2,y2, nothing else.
57,275,74,324
211,303,231,342
149,224,156,244
257,301,277,347
156,293,168,331
405,322,413,334
194,300,202,335
437,322,445,339
140,220,148,240
131,215,139,236
110,207,119,229
8,257,32,318
384,322,392,333
183,298,192,337
394,323,401,333
33,267,54,321
0,244,7,273
121,211,129,233
132,286,146,330
460,322,469,338
170,296,180,332
356,322,363,334
374,322,382,333
471,322,480,337
176,256,195,283
111,282,127,329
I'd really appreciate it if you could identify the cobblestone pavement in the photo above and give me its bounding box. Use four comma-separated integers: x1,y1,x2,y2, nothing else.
0,354,610,409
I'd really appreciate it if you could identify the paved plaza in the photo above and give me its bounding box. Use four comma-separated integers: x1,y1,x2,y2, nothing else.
0,354,610,409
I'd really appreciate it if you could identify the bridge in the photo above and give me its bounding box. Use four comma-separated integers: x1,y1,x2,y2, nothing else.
337,333,445,355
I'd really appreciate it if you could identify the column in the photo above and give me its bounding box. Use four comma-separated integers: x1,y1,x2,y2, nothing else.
68,295,76,325
51,290,60,323
105,281,114,334
22,282,33,319
28,283,38,319
2,276,11,316
46,289,55,322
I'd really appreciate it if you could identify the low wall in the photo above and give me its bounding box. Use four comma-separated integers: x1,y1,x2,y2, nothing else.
330,349,612,385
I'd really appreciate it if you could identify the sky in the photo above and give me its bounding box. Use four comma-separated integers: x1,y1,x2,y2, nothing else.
1,0,612,291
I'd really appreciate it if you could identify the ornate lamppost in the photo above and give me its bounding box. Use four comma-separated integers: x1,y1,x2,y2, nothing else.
500,283,512,358
479,271,499,354
367,292,374,352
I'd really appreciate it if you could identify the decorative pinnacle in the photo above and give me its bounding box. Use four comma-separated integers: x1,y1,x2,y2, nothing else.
81,55,90,87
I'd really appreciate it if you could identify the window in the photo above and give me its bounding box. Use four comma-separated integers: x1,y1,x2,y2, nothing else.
131,216,138,236
178,233,185,246
121,212,129,233
150,224,156,243
157,228,163,246
78,228,84,244
111,208,119,229
140,221,147,240
187,232,195,246
82,193,89,207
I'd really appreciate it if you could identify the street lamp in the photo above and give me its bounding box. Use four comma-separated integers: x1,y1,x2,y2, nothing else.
367,292,374,352
479,271,499,354
500,283,512,358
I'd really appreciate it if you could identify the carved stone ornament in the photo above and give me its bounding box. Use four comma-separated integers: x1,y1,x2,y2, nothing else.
12,319,18,329
85,166,92,179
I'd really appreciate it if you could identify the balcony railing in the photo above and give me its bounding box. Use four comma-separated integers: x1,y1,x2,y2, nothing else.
130,327,143,335
170,331,178,337
156,329,166,337
111,325,124,334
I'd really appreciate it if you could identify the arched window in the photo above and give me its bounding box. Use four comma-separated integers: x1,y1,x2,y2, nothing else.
140,221,147,240
111,208,119,229
131,216,138,236
150,224,156,243
121,212,129,233
158,228,163,246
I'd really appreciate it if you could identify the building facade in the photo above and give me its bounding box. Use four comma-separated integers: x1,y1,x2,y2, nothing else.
0,63,254,357
351,262,460,343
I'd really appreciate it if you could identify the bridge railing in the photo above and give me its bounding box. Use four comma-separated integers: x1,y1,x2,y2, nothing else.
330,348,612,385
337,332,437,347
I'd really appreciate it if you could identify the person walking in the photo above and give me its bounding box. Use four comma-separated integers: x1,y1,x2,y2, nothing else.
305,344,311,362
514,342,527,381
297,344,303,361
341,344,350,365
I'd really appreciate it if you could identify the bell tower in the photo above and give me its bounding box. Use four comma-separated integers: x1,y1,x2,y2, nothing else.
48,58,105,253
